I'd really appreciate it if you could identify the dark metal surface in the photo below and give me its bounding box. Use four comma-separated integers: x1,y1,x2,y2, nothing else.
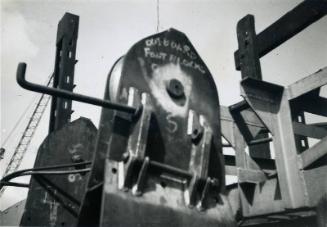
0,161,92,190
236,15,262,80
17,63,138,114
0,148,5,160
49,13,78,133
77,60,122,226
118,28,224,180
235,0,327,70
234,14,272,159
166,78,185,98
96,28,233,226
20,118,97,227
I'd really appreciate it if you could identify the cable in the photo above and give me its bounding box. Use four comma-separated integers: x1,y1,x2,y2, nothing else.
1,182,30,188
0,161,92,189
1,161,91,182
0,168,91,189
19,168,91,176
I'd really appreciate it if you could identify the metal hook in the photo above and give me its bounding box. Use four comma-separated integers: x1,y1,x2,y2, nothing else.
16,63,138,114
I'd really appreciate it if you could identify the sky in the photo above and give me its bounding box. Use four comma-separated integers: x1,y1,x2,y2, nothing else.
1,0,326,211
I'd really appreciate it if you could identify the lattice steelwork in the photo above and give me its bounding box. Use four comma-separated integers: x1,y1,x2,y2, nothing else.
0,76,53,196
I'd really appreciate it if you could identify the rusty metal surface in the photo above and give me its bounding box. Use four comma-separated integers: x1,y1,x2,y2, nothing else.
20,118,97,227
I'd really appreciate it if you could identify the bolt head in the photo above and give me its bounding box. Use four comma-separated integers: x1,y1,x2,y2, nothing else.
191,127,203,143
166,79,184,99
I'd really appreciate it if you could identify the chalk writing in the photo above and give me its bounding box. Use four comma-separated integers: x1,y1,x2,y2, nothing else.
68,173,82,182
166,113,178,133
144,47,167,60
145,37,197,60
169,54,206,74
143,37,206,74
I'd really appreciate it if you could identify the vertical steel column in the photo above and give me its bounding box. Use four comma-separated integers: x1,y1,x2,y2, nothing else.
49,13,79,133
234,0,327,158
236,15,271,159
236,15,262,80
241,78,308,209
234,0,327,70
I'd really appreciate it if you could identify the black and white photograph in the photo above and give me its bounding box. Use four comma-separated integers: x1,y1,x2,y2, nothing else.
1,0,326,226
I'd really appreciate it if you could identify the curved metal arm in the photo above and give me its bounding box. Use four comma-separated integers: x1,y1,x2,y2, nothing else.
17,63,138,114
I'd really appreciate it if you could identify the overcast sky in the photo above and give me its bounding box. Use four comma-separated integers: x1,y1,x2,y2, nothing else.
1,0,326,210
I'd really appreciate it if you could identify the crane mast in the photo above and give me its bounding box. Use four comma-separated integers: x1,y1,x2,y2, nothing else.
0,76,53,196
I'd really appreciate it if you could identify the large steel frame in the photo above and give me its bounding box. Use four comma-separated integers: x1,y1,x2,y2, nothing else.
221,0,327,224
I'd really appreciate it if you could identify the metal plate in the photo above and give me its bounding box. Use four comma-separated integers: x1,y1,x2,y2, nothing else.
20,118,97,227
114,28,224,182
99,29,232,227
